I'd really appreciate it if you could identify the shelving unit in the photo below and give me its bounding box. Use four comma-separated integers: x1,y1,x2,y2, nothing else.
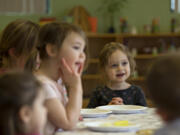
82,33,180,107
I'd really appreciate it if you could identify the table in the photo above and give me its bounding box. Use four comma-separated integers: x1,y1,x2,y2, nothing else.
55,108,163,135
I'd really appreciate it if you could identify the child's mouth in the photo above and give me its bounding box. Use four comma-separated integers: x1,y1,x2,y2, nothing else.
75,62,82,70
116,73,125,77
75,62,81,67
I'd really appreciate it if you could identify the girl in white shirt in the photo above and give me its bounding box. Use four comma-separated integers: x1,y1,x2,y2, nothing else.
36,22,88,135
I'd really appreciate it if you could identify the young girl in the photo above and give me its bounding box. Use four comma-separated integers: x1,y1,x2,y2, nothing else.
36,22,88,134
87,42,147,108
0,19,40,73
0,71,47,135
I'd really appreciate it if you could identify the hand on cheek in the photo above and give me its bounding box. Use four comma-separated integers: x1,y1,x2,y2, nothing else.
59,58,81,89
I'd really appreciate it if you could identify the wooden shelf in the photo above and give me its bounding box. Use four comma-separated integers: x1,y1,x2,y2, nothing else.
87,33,118,38
135,54,165,59
87,33,180,38
82,74,144,81
89,54,164,64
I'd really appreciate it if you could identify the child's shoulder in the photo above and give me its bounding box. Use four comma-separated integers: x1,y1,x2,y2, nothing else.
129,85,143,91
130,85,141,89
95,85,108,90
36,74,53,83
93,85,109,93
35,74,58,88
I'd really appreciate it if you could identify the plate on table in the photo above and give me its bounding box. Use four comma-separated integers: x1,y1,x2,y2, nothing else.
80,109,112,118
84,120,140,132
96,105,147,114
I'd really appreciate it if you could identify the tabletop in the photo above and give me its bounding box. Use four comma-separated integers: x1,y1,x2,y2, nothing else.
55,108,163,135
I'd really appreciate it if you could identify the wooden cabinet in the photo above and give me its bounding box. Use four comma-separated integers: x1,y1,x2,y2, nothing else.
82,33,180,107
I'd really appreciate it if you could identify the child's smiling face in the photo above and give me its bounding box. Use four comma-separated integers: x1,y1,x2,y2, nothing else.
105,50,130,84
58,32,86,73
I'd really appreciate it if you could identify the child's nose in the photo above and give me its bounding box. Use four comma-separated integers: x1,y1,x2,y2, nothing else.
80,52,86,60
117,65,123,70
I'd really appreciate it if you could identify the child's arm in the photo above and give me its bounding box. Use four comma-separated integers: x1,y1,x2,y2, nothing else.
45,58,83,130
45,86,82,130
135,87,147,106
87,90,101,108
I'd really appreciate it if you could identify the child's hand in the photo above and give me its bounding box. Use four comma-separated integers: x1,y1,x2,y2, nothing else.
79,115,83,121
108,97,124,105
59,58,82,90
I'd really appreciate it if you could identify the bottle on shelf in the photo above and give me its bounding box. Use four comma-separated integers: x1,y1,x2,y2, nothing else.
152,47,158,56
168,43,176,53
120,18,128,33
131,48,138,57
151,18,160,33
130,26,137,35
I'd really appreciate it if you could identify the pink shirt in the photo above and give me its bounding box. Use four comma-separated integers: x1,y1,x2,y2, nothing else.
36,74,68,135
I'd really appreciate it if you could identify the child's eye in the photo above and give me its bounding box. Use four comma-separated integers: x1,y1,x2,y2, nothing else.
111,64,118,68
73,46,80,50
122,61,128,66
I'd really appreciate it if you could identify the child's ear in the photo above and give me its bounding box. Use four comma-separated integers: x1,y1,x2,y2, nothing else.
19,106,32,124
8,48,17,58
46,44,58,57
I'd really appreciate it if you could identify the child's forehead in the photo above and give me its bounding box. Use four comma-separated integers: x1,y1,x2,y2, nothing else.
109,50,127,58
108,50,128,62
66,31,83,38
63,32,86,46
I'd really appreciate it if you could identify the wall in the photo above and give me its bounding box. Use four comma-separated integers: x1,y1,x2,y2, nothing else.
0,0,179,33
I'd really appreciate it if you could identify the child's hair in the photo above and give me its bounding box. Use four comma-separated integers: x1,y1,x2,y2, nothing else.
146,53,180,118
0,71,42,135
99,42,136,74
0,19,40,70
37,22,89,67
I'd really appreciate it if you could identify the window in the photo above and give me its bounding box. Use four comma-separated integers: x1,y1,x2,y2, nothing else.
0,0,50,14
170,0,180,13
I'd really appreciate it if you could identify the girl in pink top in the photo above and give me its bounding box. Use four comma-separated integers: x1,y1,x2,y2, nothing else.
36,22,88,135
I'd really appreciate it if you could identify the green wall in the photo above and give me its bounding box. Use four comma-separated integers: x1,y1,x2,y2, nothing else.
0,0,179,33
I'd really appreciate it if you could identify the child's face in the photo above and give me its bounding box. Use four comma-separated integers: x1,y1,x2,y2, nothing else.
29,90,47,134
58,32,86,73
105,50,130,84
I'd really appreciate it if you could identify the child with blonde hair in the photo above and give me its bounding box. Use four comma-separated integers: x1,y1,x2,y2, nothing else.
88,42,146,108
0,19,40,72
36,22,88,134
0,71,47,135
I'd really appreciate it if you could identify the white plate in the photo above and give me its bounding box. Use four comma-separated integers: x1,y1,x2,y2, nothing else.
81,109,112,118
96,105,147,114
84,120,140,132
